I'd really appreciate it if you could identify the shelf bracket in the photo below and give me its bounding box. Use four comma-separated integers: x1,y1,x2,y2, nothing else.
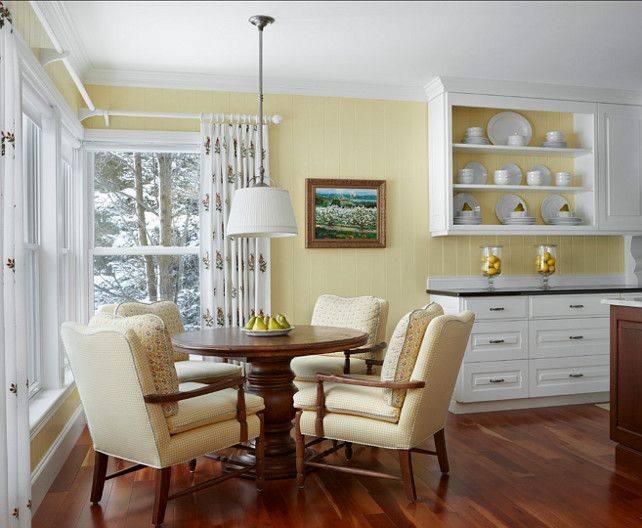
35,47,69,67
79,108,110,127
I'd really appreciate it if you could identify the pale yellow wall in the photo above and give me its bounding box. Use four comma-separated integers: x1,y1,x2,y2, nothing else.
84,84,624,335
7,1,82,114
30,389,81,471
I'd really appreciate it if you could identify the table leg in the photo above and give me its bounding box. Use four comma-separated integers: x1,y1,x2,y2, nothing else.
229,356,298,480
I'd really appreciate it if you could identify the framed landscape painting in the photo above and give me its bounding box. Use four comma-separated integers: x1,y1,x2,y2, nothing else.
306,178,386,248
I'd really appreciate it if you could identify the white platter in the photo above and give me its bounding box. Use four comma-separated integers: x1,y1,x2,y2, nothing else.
530,164,552,186
242,326,295,337
454,193,481,216
541,194,571,223
495,194,528,223
487,111,533,146
463,161,488,184
500,163,523,185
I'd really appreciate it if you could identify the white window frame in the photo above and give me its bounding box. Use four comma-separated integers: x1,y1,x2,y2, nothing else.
83,130,201,318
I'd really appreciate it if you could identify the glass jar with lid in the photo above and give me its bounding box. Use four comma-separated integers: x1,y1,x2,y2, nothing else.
480,245,502,290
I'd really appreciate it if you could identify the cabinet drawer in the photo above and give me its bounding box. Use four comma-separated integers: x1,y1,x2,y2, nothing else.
466,321,528,362
528,356,609,397
529,318,610,359
460,360,529,402
529,294,616,319
464,296,528,321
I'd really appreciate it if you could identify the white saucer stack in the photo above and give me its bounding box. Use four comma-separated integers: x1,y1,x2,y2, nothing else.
454,211,483,225
501,214,536,225
462,127,490,145
542,130,568,148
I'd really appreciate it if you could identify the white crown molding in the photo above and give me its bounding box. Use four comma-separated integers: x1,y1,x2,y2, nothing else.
83,67,426,102
425,76,642,106
29,0,92,75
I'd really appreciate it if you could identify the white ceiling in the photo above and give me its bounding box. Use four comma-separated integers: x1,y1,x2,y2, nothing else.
62,0,642,99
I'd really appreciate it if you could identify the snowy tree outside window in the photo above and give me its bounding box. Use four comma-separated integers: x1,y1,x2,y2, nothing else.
92,150,201,327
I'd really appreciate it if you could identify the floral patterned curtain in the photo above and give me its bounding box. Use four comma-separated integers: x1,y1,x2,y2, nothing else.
199,121,271,329
1,3,32,526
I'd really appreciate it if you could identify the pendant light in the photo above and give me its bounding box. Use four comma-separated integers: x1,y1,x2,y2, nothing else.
226,15,298,238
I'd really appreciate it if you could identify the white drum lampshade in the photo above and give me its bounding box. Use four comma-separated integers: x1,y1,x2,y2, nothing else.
226,186,298,238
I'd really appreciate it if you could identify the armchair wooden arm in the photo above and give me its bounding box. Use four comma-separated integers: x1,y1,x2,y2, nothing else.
144,374,250,442
342,341,387,374
314,373,425,436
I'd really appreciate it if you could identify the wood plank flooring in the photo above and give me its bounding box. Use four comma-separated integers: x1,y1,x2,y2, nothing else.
33,405,642,527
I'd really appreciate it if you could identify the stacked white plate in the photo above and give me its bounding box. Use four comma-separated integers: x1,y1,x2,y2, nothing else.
461,126,490,145
541,195,583,225
496,194,536,225
542,130,568,148
454,193,482,224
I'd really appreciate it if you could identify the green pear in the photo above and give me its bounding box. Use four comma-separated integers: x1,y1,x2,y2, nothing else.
268,316,283,330
253,317,268,331
263,315,270,326
277,313,291,329
245,316,256,330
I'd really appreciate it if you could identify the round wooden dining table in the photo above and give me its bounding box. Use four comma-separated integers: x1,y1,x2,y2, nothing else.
172,325,367,480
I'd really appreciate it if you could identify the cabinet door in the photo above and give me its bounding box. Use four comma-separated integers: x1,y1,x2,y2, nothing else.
599,103,642,231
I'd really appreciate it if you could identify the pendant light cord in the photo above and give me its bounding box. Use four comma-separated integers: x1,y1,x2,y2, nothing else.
258,23,264,185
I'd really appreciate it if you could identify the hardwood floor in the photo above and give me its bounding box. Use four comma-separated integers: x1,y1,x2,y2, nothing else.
34,405,642,527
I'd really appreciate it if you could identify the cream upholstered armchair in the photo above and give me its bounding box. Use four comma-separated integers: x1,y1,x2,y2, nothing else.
62,314,265,526
291,295,389,387
293,305,474,502
98,300,243,384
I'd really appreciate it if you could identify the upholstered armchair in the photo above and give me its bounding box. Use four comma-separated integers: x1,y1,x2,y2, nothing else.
98,300,243,383
293,306,474,502
62,314,265,526
291,295,389,387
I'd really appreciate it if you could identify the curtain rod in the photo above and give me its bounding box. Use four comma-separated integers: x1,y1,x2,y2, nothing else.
79,108,283,128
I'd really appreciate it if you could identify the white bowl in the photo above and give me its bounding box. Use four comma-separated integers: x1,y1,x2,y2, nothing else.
526,171,543,186
460,209,475,218
508,134,526,146
459,168,475,184
546,130,564,139
510,210,527,218
557,210,572,218
466,127,484,137
494,169,510,185
555,172,572,186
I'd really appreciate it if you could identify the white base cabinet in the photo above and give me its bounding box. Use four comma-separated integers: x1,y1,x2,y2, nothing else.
431,291,623,413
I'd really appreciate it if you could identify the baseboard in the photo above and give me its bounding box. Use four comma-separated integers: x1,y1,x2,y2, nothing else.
31,405,86,513
449,392,609,414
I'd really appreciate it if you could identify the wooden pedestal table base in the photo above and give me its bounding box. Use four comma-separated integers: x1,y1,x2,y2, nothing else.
172,325,367,480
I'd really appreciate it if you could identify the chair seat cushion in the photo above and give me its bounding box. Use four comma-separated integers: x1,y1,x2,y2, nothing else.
291,355,369,383
175,360,242,383
166,382,264,435
293,382,400,424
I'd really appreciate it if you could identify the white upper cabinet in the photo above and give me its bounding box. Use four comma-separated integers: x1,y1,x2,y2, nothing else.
598,103,642,232
426,77,642,236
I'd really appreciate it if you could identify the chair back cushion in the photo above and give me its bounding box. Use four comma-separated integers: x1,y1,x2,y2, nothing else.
115,300,189,361
61,322,168,467
88,313,180,416
398,311,475,447
311,295,388,359
380,303,444,407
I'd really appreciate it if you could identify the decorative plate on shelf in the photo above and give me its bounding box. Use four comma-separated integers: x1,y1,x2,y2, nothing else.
499,163,523,185
241,326,295,337
487,111,533,146
463,161,488,184
454,193,481,216
495,194,529,222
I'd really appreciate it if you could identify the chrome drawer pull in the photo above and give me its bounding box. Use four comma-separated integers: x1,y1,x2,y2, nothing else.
569,373,584,378
569,304,585,309
569,335,584,340
489,339,505,344
489,307,505,312
489,378,505,384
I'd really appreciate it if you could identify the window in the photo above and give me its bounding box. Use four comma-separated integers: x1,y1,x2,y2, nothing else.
23,115,42,397
91,150,200,327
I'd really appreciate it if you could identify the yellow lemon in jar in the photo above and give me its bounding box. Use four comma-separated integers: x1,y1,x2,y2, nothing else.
547,258,556,266
493,261,501,270
486,267,498,275
543,251,552,260
488,255,498,264
548,265,555,273
540,264,549,273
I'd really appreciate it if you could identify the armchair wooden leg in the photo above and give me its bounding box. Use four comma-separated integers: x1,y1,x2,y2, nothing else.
152,467,172,527
256,413,265,492
345,442,353,461
188,459,197,473
399,450,417,503
294,410,305,489
434,428,449,473
90,451,109,504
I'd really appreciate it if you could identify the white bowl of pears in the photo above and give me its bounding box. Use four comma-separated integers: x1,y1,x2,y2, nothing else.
242,312,294,337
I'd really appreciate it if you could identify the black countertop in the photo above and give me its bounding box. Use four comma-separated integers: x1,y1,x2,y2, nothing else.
426,284,642,297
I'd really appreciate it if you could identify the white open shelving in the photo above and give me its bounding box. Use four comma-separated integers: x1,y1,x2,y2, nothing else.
452,184,592,193
452,143,593,158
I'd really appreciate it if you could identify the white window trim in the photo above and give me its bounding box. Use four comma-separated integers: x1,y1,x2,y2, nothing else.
84,130,201,318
